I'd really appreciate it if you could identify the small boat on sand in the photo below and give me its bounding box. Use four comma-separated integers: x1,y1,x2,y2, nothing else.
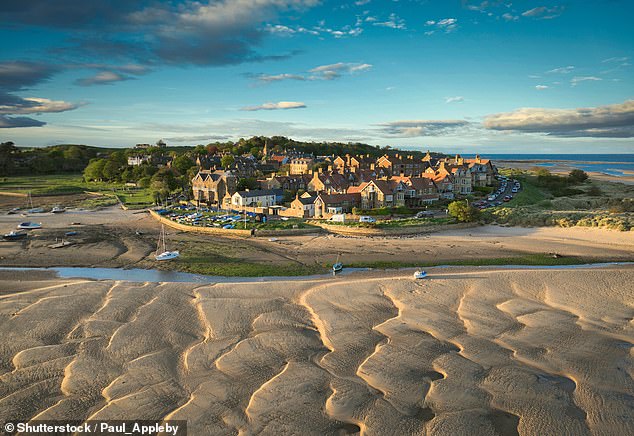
52,206,66,213
7,208,20,215
332,254,343,274
3,230,27,241
155,224,179,261
414,270,428,279
17,222,42,230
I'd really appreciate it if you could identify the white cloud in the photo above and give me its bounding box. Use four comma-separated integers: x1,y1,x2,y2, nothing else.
372,13,406,30
379,119,470,137
547,66,575,74
521,6,564,19
425,18,458,34
0,97,81,114
445,96,465,103
535,85,549,90
501,13,518,21
571,76,602,86
75,71,132,86
254,62,372,84
240,101,306,111
483,100,634,137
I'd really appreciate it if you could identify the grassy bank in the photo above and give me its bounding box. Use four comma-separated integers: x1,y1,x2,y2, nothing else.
346,254,632,269
168,252,631,277
0,174,155,209
174,254,323,277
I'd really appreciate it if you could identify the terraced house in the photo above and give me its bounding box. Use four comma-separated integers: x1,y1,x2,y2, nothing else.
351,179,407,209
191,170,237,206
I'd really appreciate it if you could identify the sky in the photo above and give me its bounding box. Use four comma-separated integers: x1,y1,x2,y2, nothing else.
0,0,633,153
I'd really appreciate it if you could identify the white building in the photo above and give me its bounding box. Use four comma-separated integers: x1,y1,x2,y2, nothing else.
230,189,278,208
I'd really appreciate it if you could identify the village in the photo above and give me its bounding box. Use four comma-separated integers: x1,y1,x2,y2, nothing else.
185,140,498,223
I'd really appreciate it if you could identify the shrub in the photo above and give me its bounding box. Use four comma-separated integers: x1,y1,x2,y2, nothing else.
448,201,480,222
568,169,589,184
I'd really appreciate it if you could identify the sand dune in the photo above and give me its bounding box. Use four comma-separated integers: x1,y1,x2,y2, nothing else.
0,266,632,435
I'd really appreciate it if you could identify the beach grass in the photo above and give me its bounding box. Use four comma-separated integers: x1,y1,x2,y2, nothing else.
346,254,631,270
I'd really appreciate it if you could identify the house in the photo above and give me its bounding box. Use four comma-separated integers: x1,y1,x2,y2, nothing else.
332,156,348,173
377,153,428,177
229,189,278,208
290,193,317,218
355,179,407,209
465,155,496,186
191,170,237,206
313,193,361,218
127,155,150,166
392,176,440,206
450,166,472,195
226,156,257,178
289,157,314,175
349,154,375,173
422,171,454,200
262,174,312,192
308,170,350,194
196,154,221,170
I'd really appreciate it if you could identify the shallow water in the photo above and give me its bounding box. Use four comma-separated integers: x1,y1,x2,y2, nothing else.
0,266,368,283
0,263,631,283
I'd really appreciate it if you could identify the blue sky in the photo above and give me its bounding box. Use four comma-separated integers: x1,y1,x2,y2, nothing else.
0,0,632,153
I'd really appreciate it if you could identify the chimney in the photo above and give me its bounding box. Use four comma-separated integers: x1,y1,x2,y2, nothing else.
370,163,375,170
327,165,333,172
318,167,323,174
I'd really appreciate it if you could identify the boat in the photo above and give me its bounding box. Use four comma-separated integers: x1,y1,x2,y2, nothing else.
26,192,44,213
65,231,78,236
155,224,179,261
414,270,428,279
48,240,74,249
3,230,27,241
17,222,42,230
51,206,66,213
7,207,20,215
332,254,343,274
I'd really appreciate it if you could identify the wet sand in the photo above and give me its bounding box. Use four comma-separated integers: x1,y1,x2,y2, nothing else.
0,265,632,435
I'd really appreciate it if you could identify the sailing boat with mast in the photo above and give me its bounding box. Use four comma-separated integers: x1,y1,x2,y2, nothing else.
155,224,180,261
26,192,44,214
332,253,343,274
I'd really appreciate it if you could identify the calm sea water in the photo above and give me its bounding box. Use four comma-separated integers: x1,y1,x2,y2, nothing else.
469,154,634,177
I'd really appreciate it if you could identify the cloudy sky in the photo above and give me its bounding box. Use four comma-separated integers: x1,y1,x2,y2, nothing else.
1,0,632,153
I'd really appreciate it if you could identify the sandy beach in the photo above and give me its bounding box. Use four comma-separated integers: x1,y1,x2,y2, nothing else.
0,265,632,435
1,207,633,272
496,160,634,185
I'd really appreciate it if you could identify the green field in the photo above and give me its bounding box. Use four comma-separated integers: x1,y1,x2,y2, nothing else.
0,174,154,209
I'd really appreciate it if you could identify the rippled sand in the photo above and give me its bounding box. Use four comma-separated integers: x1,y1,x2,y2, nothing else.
0,266,632,435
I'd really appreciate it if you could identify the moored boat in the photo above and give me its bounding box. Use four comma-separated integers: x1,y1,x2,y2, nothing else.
332,254,343,274
52,206,66,213
155,224,180,261
414,270,427,279
3,230,27,240
17,222,42,230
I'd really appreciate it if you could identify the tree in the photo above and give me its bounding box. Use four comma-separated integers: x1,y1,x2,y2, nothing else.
237,177,258,191
568,169,589,184
172,155,195,175
448,200,480,222
0,141,19,176
221,154,235,169
102,160,122,181
83,158,106,181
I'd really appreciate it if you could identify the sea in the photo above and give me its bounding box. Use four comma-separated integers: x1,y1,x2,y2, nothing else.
466,154,634,177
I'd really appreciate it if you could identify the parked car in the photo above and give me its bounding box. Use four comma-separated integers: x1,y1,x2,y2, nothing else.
359,215,376,223
416,211,435,218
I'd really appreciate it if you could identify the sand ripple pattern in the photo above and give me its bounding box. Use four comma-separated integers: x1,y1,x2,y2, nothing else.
0,267,633,435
